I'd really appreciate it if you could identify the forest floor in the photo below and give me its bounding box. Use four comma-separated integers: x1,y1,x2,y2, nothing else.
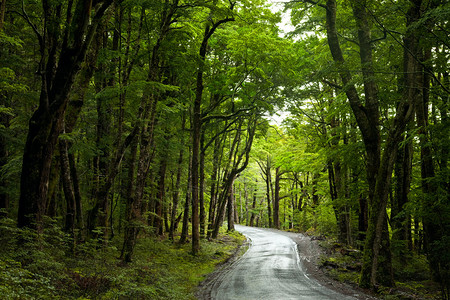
197,226,442,300
308,233,442,300
0,218,246,299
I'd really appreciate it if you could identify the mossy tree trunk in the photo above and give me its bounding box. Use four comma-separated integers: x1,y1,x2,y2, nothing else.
322,0,416,288
18,0,114,230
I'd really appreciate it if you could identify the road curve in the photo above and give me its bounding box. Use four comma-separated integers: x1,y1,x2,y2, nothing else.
210,225,357,300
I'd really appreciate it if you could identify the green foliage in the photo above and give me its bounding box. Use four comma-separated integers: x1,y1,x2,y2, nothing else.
0,217,244,299
316,201,338,237
0,0,447,297
393,255,430,281
0,218,72,299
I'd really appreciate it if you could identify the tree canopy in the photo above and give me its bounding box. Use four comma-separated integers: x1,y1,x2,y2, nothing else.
0,0,449,298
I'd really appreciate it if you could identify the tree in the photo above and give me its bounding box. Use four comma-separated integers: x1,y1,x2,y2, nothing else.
190,1,235,254
17,0,115,230
322,0,416,288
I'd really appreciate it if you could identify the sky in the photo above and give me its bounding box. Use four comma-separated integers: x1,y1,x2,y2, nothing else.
264,0,294,126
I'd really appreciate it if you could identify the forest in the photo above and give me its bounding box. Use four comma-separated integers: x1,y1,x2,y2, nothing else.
0,0,449,299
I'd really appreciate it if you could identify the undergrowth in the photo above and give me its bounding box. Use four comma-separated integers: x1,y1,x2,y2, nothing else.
317,239,442,300
0,217,245,299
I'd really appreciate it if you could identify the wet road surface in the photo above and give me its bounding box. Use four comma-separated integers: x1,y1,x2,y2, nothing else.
210,225,357,300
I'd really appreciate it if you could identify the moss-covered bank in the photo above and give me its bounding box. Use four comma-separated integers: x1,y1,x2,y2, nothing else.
0,218,245,299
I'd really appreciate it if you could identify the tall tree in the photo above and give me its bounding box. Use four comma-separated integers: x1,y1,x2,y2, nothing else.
191,3,234,254
289,0,416,287
18,0,114,230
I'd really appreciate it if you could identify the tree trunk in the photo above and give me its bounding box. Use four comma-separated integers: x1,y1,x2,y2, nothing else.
261,158,273,228
0,0,6,31
18,0,113,230
328,159,349,245
207,137,221,238
323,0,417,288
180,151,192,244
244,180,249,226
227,176,236,231
311,172,319,229
45,156,60,218
392,134,413,261
358,195,368,248
416,48,443,286
59,129,76,237
69,152,84,237
273,167,282,229
212,118,256,238
0,101,10,217
192,70,202,254
249,180,257,227
155,159,167,235
120,128,138,261
191,15,234,253
199,131,206,237
169,141,184,240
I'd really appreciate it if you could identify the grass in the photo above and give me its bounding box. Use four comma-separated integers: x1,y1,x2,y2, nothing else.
0,218,245,299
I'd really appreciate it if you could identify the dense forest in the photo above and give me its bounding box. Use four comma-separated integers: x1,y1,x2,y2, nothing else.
0,0,449,298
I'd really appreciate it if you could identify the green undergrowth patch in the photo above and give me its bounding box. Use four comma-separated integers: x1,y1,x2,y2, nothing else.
317,240,362,285
0,217,245,299
316,237,441,299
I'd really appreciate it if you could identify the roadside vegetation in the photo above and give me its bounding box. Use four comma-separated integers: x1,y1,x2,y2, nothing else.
315,235,441,300
0,217,244,299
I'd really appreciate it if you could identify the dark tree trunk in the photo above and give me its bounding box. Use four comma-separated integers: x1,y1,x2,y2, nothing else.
59,131,76,237
213,172,236,238
328,159,349,245
180,151,192,244
155,159,167,235
392,134,413,261
46,156,60,218
120,129,139,261
191,15,234,254
199,131,206,237
192,69,202,254
0,0,6,31
18,0,113,230
69,152,84,237
258,157,273,228
323,0,416,288
358,196,368,248
249,180,257,227
207,137,221,238
244,180,249,226
416,48,444,287
273,167,282,229
311,172,319,229
169,140,184,240
212,118,256,238
0,104,10,217
227,176,236,231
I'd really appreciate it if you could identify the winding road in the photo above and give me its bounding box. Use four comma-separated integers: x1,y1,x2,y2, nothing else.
209,225,361,300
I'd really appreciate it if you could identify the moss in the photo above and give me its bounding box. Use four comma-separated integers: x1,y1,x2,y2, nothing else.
315,232,442,300
0,219,244,299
